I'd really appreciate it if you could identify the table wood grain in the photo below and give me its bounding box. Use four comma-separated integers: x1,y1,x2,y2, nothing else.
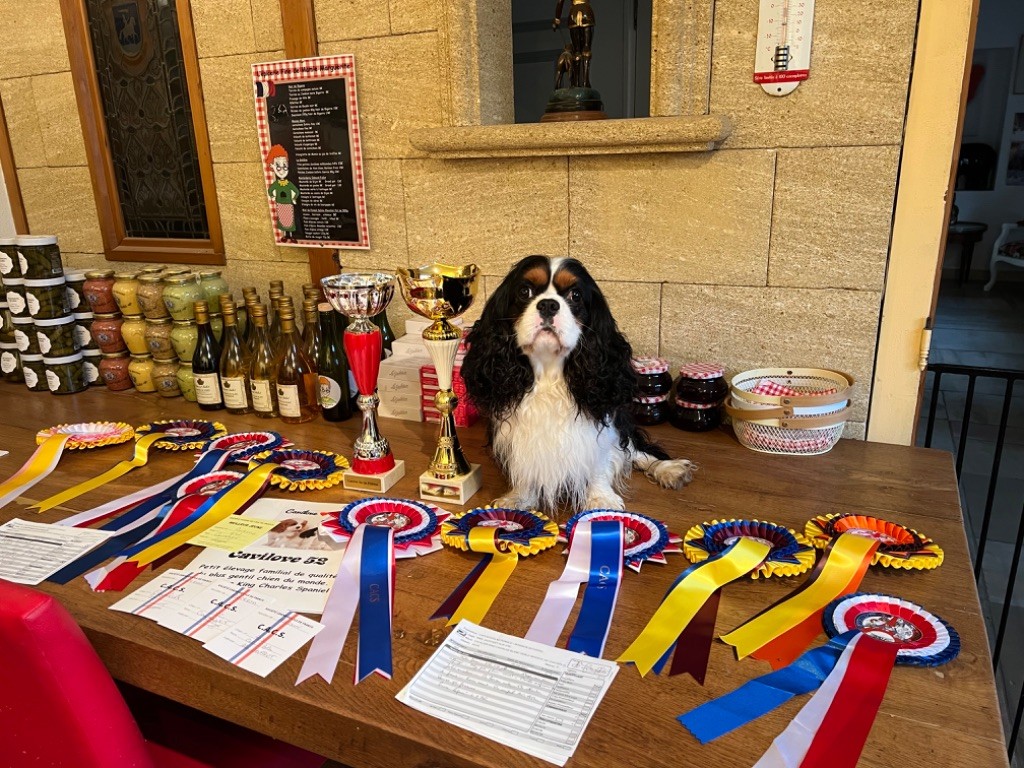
0,386,1009,768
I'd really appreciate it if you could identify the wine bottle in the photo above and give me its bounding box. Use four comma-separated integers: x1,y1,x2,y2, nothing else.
316,302,351,422
302,298,321,364
248,303,278,418
192,300,224,411
371,308,395,359
242,291,259,354
269,292,283,347
274,302,319,424
219,299,251,415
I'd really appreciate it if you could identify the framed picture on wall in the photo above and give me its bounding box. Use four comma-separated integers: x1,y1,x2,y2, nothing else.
1006,141,1024,186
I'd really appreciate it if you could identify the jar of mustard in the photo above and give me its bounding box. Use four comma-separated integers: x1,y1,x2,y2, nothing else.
83,270,117,314
162,273,203,322
145,318,173,359
21,353,46,391
120,315,148,355
82,348,102,386
92,313,126,354
99,351,132,391
12,316,39,354
16,235,63,279
136,274,169,320
24,277,70,319
176,361,197,402
34,315,79,357
112,271,142,315
170,320,198,362
43,352,88,394
64,271,88,312
152,357,181,398
128,354,155,393
160,268,189,279
198,270,229,311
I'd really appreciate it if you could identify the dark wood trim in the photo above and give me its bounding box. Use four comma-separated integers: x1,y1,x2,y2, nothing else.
0,93,29,234
59,0,224,265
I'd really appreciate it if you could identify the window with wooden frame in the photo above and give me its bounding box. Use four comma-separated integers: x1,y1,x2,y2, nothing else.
60,0,224,265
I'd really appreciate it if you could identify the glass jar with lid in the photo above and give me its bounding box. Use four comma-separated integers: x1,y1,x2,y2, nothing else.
120,315,148,355
170,320,198,362
198,270,229,313
136,274,170,320
83,270,118,314
128,354,156,393
152,357,181,398
112,271,142,315
92,313,126,354
21,353,46,391
162,273,204,322
43,352,88,395
669,363,728,432
177,361,197,402
82,348,102,386
99,351,132,391
15,235,63,279
24,277,71,319
145,318,174,359
34,315,79,357
64,271,88,312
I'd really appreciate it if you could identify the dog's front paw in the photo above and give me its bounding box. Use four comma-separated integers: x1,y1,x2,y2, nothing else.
584,490,625,511
646,458,695,490
491,491,537,510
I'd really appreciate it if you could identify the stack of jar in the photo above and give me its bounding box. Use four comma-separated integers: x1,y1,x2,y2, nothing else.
0,235,91,395
631,357,673,425
669,363,729,431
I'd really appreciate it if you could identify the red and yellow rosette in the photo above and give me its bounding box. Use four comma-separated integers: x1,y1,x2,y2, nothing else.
247,448,349,492
135,419,228,451
683,519,816,580
804,513,943,570
432,506,558,626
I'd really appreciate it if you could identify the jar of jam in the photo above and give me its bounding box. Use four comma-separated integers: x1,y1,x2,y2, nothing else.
170,320,198,362
82,348,102,386
112,271,142,315
669,363,728,432
669,398,723,432
120,315,148,355
34,314,80,357
198,270,229,313
43,352,88,394
136,274,170,320
633,393,670,426
83,269,118,314
128,354,156,393
4,277,27,318
152,357,181,398
92,313,126,354
21,353,46,391
99,351,132,391
177,361,197,402
632,357,672,395
145,318,174,359
24,277,71,319
162,273,204,322
16,235,63,279
64,271,88,312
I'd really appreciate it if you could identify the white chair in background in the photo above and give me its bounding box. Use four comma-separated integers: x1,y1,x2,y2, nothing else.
984,221,1024,290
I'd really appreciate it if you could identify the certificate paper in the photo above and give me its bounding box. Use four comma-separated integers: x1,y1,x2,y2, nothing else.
0,518,113,584
204,605,324,678
396,621,618,766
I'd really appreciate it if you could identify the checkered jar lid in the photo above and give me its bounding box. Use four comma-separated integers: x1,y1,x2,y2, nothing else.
677,362,725,380
631,356,669,375
634,393,670,404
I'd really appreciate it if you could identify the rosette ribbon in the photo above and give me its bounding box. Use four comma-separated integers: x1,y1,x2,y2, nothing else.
617,538,771,677
719,533,879,668
0,434,71,510
321,497,448,558
296,524,396,685
525,519,624,658
32,433,166,513
804,513,944,571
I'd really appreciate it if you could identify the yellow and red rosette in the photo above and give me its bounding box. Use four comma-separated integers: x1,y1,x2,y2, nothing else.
247,448,349,492
36,421,134,449
135,419,228,451
804,513,943,570
683,519,815,579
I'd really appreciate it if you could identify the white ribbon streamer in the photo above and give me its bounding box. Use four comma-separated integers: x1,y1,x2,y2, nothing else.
57,472,187,527
525,520,598,646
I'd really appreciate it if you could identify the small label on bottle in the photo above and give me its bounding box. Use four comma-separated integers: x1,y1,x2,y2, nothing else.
194,371,221,405
318,375,342,408
1,351,16,373
251,379,274,412
222,376,248,409
277,383,301,418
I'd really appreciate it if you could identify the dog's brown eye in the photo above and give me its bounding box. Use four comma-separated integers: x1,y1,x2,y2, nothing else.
518,284,533,300
568,288,582,303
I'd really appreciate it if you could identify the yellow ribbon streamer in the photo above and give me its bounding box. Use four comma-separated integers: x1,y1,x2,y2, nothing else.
446,527,519,626
0,434,71,509
720,533,879,659
32,433,166,513
127,463,281,567
616,538,771,676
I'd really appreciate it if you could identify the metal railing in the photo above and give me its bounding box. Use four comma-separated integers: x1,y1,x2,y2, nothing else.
921,362,1024,761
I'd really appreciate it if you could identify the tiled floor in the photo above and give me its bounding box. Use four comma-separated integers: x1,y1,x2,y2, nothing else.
918,279,1024,762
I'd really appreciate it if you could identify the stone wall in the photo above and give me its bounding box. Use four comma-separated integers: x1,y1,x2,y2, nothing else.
0,0,922,437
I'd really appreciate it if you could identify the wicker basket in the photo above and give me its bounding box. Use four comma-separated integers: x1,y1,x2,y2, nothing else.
725,368,855,456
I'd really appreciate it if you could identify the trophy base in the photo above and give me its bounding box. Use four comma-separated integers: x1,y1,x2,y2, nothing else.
418,465,483,506
541,87,608,122
342,460,406,494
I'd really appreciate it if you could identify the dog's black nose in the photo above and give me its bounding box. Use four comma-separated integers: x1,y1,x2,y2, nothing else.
536,298,560,320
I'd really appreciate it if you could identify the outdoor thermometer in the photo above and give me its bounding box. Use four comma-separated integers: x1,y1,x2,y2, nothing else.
754,0,815,96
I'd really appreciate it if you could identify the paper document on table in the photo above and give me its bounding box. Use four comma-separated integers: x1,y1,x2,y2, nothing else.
396,621,618,766
0,518,113,584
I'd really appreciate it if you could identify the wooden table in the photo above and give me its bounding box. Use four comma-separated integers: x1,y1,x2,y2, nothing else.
0,386,1009,768
948,221,988,285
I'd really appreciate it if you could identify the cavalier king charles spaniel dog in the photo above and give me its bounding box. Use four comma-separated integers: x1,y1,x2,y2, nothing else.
462,255,694,515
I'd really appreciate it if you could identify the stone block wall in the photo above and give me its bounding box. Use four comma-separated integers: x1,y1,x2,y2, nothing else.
0,0,921,438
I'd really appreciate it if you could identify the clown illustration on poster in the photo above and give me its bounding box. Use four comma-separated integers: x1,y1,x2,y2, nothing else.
252,55,371,249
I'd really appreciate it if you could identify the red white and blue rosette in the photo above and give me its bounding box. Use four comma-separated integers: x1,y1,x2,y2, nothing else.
206,431,286,464
321,497,448,558
135,419,228,451
683,519,815,579
562,509,681,572
176,471,245,499
247,448,349,491
824,592,960,667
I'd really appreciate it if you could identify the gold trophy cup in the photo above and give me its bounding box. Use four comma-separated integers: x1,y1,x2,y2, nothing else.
396,263,483,504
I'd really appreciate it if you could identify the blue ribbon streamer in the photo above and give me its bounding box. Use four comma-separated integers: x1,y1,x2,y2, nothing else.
48,510,168,584
567,520,623,657
677,630,858,743
357,525,393,682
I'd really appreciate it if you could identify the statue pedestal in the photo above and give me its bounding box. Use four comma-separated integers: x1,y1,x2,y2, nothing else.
541,87,608,122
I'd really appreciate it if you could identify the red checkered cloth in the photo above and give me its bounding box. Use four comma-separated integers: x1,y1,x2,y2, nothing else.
677,362,725,380
750,380,839,398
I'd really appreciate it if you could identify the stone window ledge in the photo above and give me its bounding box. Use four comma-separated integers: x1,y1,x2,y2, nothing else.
409,114,732,159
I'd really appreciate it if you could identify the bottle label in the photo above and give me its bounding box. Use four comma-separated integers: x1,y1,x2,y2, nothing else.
23,367,38,388
0,251,12,274
36,332,51,355
277,383,301,418
222,376,248,409
74,324,91,347
67,287,81,310
45,370,60,392
26,293,40,316
251,379,274,412
194,372,221,405
319,375,342,408
1,351,16,373
8,292,25,315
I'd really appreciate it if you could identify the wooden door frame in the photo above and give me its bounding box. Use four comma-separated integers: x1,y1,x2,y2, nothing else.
0,93,29,234
867,0,980,445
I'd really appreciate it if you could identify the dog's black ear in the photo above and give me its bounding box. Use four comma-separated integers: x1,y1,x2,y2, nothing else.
564,276,637,433
462,265,535,420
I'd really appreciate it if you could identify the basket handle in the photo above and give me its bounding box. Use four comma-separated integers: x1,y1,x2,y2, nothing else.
725,403,852,429
730,368,856,407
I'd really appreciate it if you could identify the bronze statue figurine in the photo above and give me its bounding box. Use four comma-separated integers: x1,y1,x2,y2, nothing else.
542,0,607,122
553,0,595,88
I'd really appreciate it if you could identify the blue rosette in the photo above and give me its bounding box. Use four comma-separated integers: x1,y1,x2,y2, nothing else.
207,431,286,464
323,497,448,557
135,419,227,451
684,519,815,579
441,506,558,556
824,592,960,667
563,509,681,572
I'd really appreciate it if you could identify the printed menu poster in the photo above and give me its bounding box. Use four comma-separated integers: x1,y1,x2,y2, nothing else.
252,54,370,249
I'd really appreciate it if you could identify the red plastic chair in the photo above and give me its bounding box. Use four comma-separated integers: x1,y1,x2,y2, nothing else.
0,579,326,768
